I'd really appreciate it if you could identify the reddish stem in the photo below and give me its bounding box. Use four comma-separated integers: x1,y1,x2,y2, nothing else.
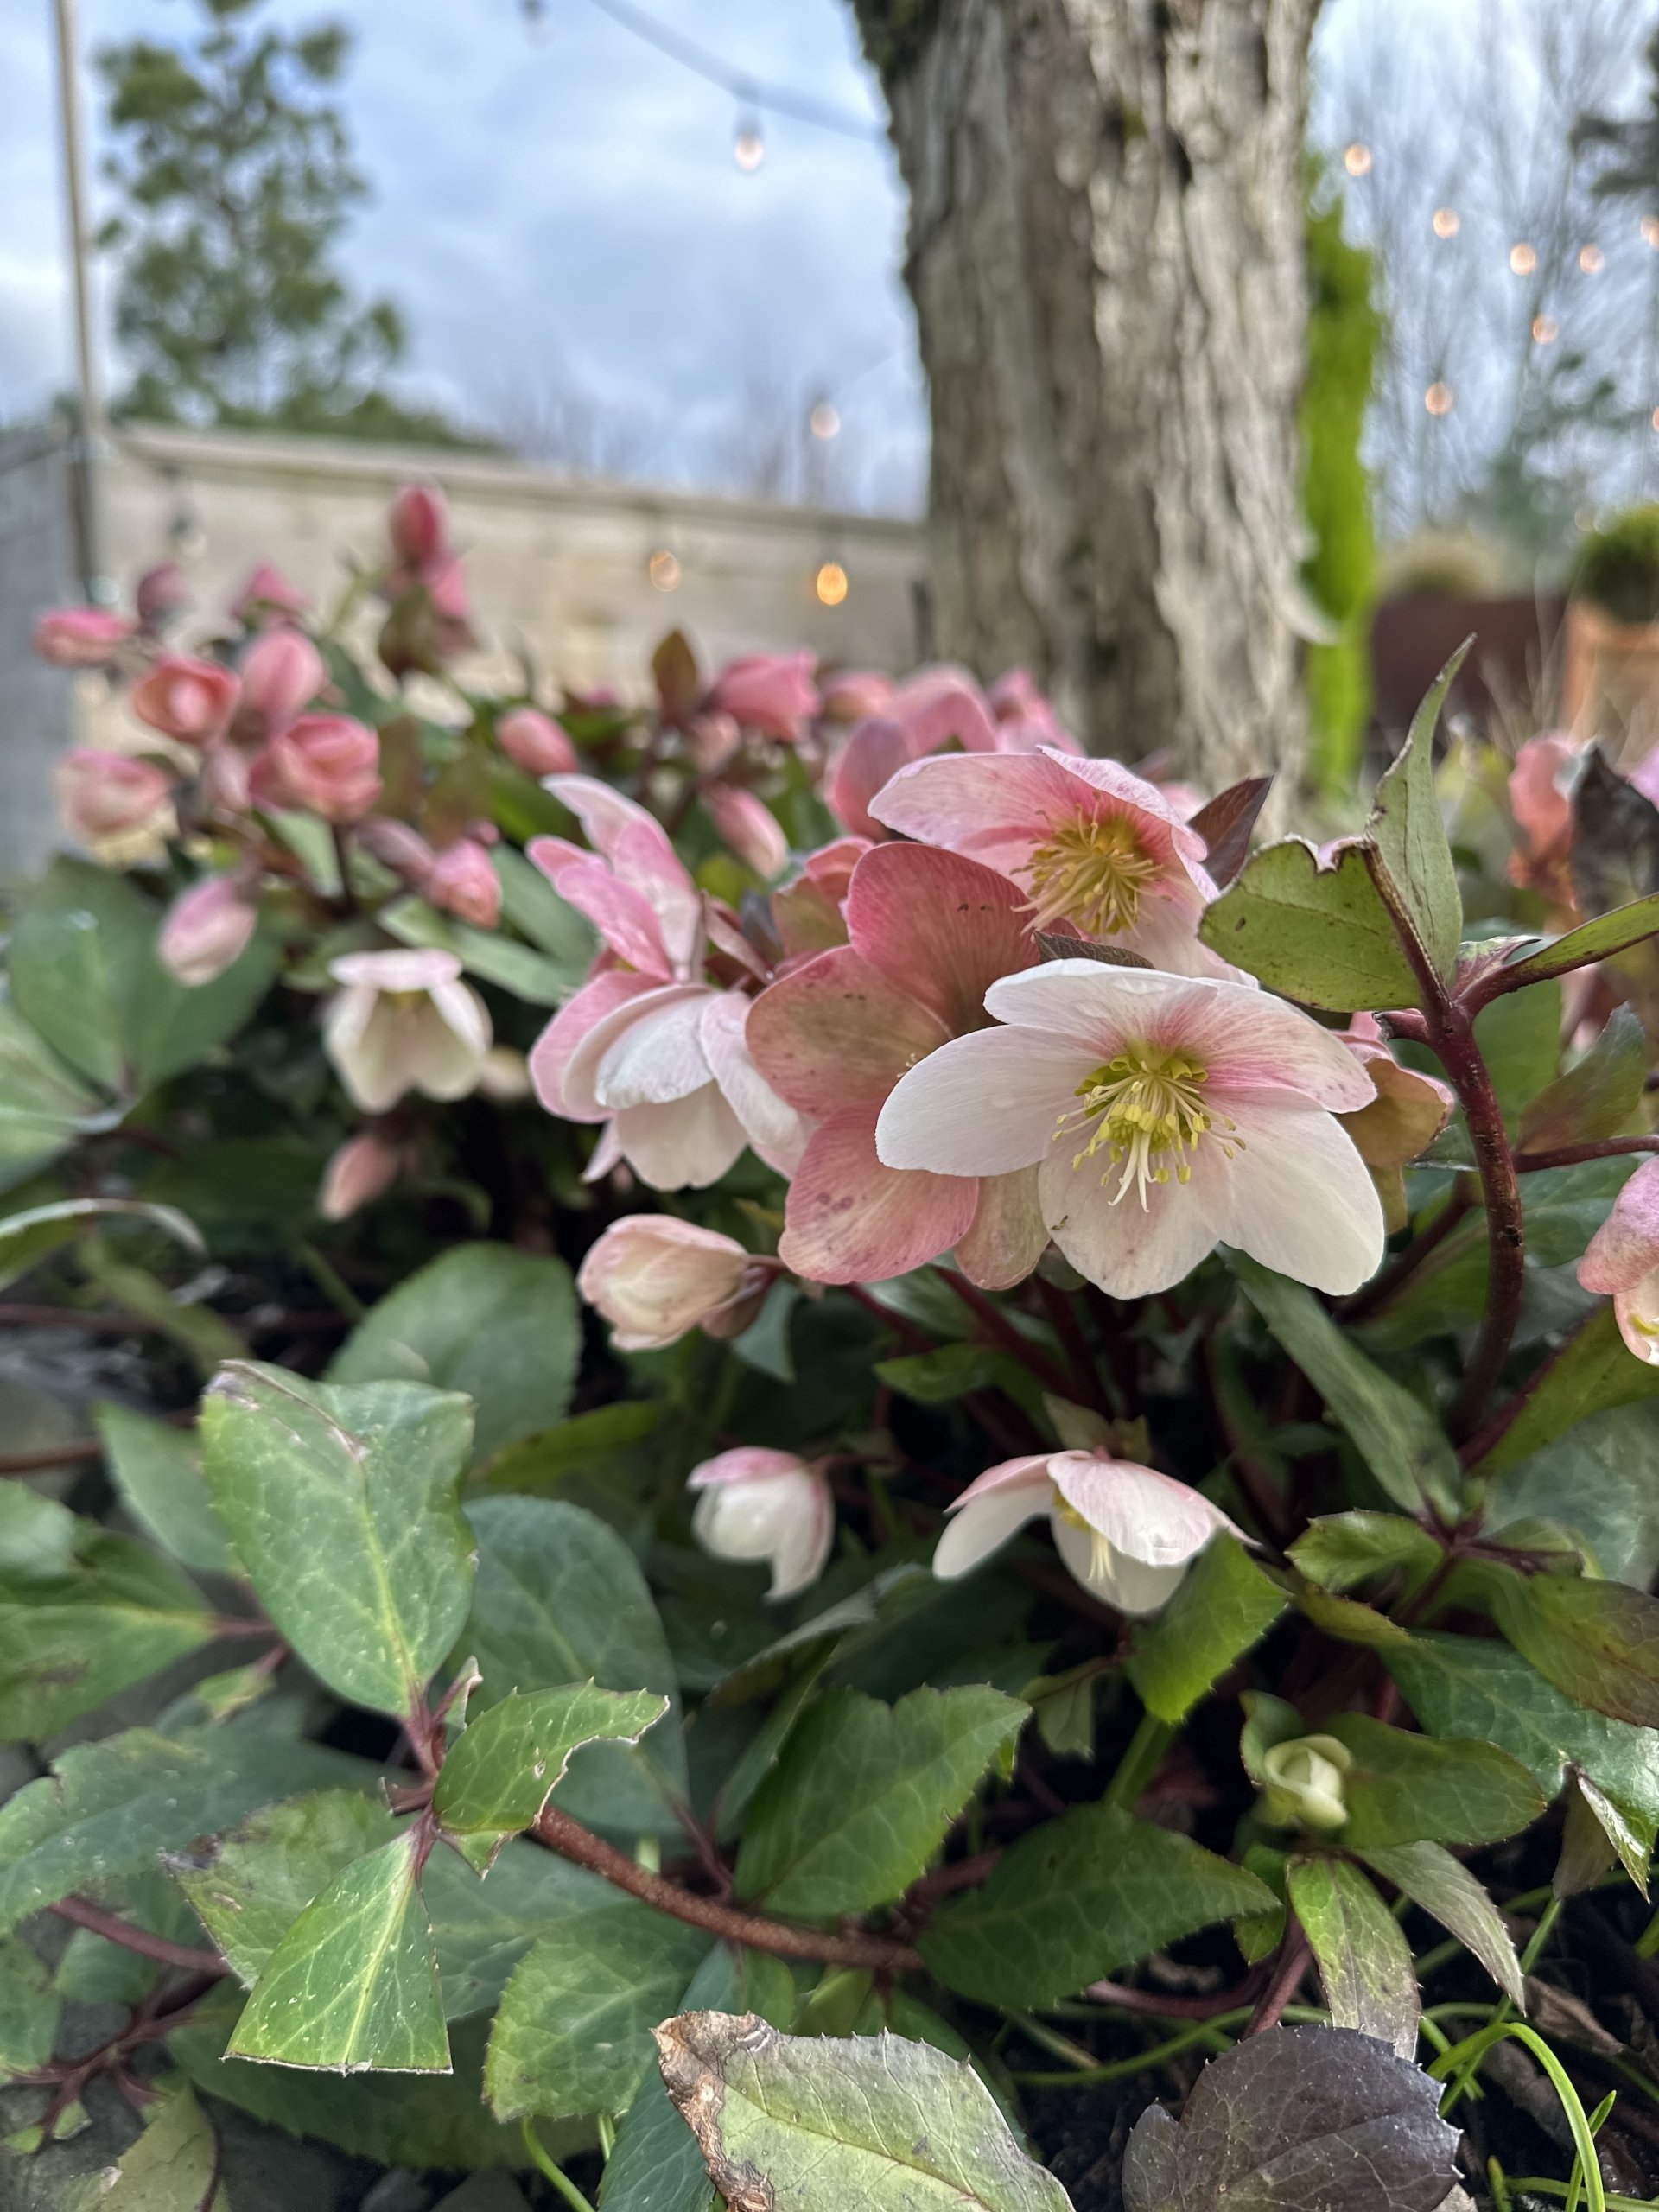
1432,1007,1528,1438
1034,1274,1110,1413
49,1897,227,1979
1085,1962,1271,2019
937,1269,1072,1398
1513,1135,1659,1173
0,1440,103,1474
1243,1926,1312,2036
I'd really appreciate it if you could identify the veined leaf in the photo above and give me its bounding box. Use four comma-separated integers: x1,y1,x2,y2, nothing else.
1287,1853,1419,2059
1126,1536,1285,1722
434,1683,668,1871
1473,1561,1659,1729
0,1196,202,1294
172,1790,397,1986
1469,1303,1659,1478
94,1401,232,1579
1198,839,1421,1012
1516,1005,1649,1153
1357,1839,1524,2004
1323,1711,1545,1847
87,2088,230,2210
1482,889,1659,998
1367,641,1467,981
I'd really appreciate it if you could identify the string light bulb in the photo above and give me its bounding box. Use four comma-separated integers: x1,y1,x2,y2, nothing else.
733,107,765,172
815,560,849,607
1532,314,1559,344
1651,407,1659,433
1510,242,1537,276
647,550,682,592
809,400,841,441
1343,143,1371,177
1424,381,1453,416
1579,244,1605,275
1643,215,1659,249
1432,207,1459,238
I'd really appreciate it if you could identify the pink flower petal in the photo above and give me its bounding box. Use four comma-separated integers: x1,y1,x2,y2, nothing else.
779,1108,979,1283
1579,1159,1659,1296
1047,1455,1239,1567
888,665,1000,753
747,948,950,1119
846,842,1037,1035
868,748,1086,872
875,1027,1096,1177
699,991,810,1176
1179,986,1380,1112
537,850,674,980
825,716,918,841
561,982,711,1117
955,1165,1048,1289
592,988,716,1109
529,971,658,1118
329,947,463,991
1217,1098,1385,1294
690,1446,812,1490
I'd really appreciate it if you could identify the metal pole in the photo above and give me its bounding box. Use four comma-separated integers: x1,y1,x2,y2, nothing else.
52,0,114,603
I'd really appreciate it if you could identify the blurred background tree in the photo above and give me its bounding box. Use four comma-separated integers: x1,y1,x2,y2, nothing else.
96,0,474,445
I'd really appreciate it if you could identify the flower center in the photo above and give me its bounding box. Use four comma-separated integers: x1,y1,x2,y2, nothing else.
1022,812,1160,936
1053,1496,1115,1585
1059,1043,1230,1207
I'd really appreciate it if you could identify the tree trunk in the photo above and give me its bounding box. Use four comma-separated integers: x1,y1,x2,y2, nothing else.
854,0,1319,791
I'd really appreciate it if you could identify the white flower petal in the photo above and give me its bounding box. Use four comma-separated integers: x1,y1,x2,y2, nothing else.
1217,1099,1385,1294
933,1481,1054,1579
1052,1515,1192,1615
595,988,715,1109
562,982,710,1117
613,1084,747,1191
1038,1140,1227,1297
875,1029,1095,1176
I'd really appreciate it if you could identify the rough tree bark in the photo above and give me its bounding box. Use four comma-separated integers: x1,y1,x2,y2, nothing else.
853,0,1319,791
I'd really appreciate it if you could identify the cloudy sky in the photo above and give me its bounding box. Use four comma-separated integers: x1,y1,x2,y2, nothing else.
3,0,929,508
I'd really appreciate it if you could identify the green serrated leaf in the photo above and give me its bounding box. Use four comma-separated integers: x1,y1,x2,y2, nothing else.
228,1830,448,2072
328,1243,580,1465
0,1725,375,1936
201,1363,475,1721
1287,1853,1419,2059
0,1934,60,2077
734,1686,1024,1916
86,2088,231,2209
435,1684,668,1871
472,1401,663,1497
1231,1254,1461,1516
1366,642,1467,979
1357,1839,1524,2003
655,2011,1072,2212
461,1496,686,1839
918,1801,1274,2010
1198,839,1421,1012
1473,1561,1659,1728
1517,1006,1649,1153
485,1904,709,2121
1289,1513,1444,1595
1126,1536,1285,1722
94,1402,233,1579
172,1789,397,1986
1323,1711,1545,1847
1469,1303,1659,1478
1482,890,1659,998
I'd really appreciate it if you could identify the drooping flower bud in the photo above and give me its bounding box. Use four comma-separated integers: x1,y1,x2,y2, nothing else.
354,816,436,883
158,874,258,986
135,563,189,633
688,1447,835,1600
1261,1734,1353,1832
708,652,820,741
578,1216,757,1350
130,654,240,747
234,628,323,741
701,785,790,880
426,837,502,929
322,948,492,1112
818,670,894,724
318,1130,404,1221
229,563,310,628
388,483,448,569
259,715,382,822
56,748,174,848
497,706,578,777
34,607,135,667
1578,1156,1659,1366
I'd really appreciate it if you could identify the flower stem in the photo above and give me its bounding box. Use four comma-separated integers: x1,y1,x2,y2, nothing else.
1103,1712,1173,1810
522,2120,597,2212
1432,1006,1527,1439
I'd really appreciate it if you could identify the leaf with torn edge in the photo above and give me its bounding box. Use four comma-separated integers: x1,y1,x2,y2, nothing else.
434,1683,668,1871
655,2011,1073,2212
1121,2024,1458,2212
1366,640,1468,981
227,1829,448,2073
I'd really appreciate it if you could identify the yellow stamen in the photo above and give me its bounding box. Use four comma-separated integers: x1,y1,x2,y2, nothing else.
1054,1497,1115,1585
1022,812,1160,936
1058,1043,1230,1208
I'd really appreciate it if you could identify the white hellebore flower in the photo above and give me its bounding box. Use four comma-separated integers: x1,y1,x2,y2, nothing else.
323,948,492,1114
688,1447,835,1602
578,1216,766,1351
876,962,1385,1299
934,1448,1243,1616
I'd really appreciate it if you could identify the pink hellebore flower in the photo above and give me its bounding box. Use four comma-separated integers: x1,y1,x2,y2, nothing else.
869,746,1222,974
936,1449,1243,1615
135,563,189,632
130,654,240,747
527,776,805,1190
426,838,503,929
234,628,323,741
1508,732,1579,890
158,875,257,987
876,963,1384,1299
57,748,175,849
748,841,1047,1287
578,1216,766,1350
323,948,492,1113
702,785,790,880
688,1447,835,1601
35,607,135,667
259,714,382,822
497,706,578,777
988,667,1078,753
230,564,309,627
1578,1158,1659,1365
708,652,820,741
1629,744,1659,809
317,1131,404,1221
819,670,894,724
388,483,448,570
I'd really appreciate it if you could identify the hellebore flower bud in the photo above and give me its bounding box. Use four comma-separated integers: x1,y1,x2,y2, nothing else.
130,654,240,747
57,748,174,848
497,706,578,778
577,1216,759,1350
158,874,257,987
259,715,382,822
701,785,790,880
135,563,189,632
388,483,448,569
318,1130,404,1221
34,607,135,667
1578,1156,1659,1366
708,651,820,741
230,563,309,627
235,628,323,741
426,837,502,929
1261,1733,1353,1832
688,1447,834,1601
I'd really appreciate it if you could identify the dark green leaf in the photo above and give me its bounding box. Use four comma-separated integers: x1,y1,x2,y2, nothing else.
1367,642,1467,979
1287,1853,1419,2059
874,1343,1037,1410
329,1243,580,1463
1289,1514,1443,1595
1198,840,1421,1012
1471,979,1561,1128
0,997,109,1194
1474,1561,1659,1728
228,1829,448,2071
485,1904,709,2121
201,1363,475,1720
1517,1007,1649,1153
919,1801,1274,2010
86,2088,230,2210
1324,1711,1545,1847
1126,1537,1285,1722
734,1686,1024,1916
1231,1255,1462,1515
434,1684,668,1871
1121,2024,1458,2212
1470,1304,1659,1478
0,1934,60,2077
472,1401,663,1497
172,1789,397,1985
462,1496,686,1837
1357,1839,1524,2004
655,2011,1072,2212
94,1401,233,1579
1487,891,1659,997
1487,1402,1659,1586
0,1196,202,1294
423,1838,614,2022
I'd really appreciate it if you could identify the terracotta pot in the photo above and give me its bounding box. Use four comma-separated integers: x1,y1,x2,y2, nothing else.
1561,597,1659,770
